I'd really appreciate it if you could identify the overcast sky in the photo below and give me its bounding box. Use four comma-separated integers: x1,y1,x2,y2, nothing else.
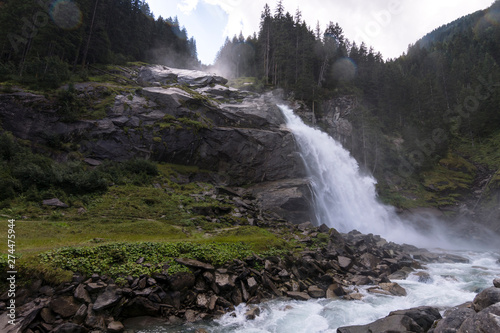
147,0,494,65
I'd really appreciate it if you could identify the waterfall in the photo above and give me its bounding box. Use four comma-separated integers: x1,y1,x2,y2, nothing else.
278,104,453,247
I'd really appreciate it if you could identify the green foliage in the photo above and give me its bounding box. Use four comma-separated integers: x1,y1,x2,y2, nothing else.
0,132,161,205
38,241,258,278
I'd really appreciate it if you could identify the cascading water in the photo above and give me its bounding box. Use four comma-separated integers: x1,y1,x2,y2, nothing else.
278,104,457,248
138,104,499,333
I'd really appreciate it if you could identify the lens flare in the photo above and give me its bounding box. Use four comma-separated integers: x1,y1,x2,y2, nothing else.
50,0,82,30
332,57,357,81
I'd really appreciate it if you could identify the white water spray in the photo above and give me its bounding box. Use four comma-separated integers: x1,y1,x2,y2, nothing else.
278,104,455,248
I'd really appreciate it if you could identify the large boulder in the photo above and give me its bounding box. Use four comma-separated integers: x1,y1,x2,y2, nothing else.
472,286,500,312
338,306,441,333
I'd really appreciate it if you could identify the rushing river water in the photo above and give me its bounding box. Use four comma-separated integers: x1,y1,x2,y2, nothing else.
139,251,500,333
138,105,499,332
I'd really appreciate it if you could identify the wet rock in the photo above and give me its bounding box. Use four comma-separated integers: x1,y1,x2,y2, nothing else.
472,286,500,312
458,303,500,333
308,285,326,298
379,282,407,296
414,271,432,283
286,291,311,301
493,278,500,288
338,306,440,333
431,306,475,333
344,293,363,301
245,306,261,320
389,306,441,331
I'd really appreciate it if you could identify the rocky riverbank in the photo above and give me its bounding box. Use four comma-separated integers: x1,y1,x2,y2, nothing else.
0,219,477,333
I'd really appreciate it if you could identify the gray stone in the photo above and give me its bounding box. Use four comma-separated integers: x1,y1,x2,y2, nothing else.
472,286,500,312
432,306,475,333
308,285,326,298
93,286,122,311
175,258,214,270
107,321,125,333
458,303,500,333
286,291,311,301
49,296,80,318
379,282,407,296
42,198,68,208
338,256,353,270
74,284,91,303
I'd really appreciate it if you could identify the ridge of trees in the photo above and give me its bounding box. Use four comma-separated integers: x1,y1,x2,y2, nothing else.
0,0,199,87
213,1,500,176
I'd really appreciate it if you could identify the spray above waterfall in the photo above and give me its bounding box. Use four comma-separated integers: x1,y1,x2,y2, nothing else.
278,104,488,249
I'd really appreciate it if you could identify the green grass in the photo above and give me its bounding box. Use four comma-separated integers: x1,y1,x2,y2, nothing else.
0,160,295,286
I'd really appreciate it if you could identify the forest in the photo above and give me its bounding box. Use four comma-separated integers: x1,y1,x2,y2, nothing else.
0,0,198,88
213,0,500,181
0,0,499,187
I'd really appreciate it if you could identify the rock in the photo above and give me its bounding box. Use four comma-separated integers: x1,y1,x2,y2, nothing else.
86,281,107,293
493,278,500,288
168,272,196,291
344,293,363,301
49,296,80,318
388,266,414,280
185,309,199,322
359,253,380,270
414,271,432,283
432,306,475,333
389,306,442,331
40,307,56,324
122,316,167,331
196,293,209,308
472,286,500,312
74,284,91,303
0,300,47,333
247,178,313,224
458,303,500,332
121,297,160,317
84,304,106,330
107,321,125,333
92,286,122,311
308,285,326,298
42,198,69,208
73,304,88,324
52,323,88,333
379,282,407,296
338,256,353,270
245,306,261,320
215,271,236,290
298,221,314,231
175,258,214,270
338,306,440,333
39,285,54,296
286,291,311,301
326,283,346,298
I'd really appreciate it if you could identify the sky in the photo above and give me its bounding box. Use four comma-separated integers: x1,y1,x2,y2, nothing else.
147,0,494,65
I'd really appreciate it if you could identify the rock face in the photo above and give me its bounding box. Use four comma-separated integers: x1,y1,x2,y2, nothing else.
0,65,312,223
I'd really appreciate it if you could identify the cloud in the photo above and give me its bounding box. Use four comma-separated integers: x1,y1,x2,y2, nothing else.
177,0,199,15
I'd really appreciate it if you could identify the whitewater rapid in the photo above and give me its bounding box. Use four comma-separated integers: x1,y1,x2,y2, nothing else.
138,251,500,333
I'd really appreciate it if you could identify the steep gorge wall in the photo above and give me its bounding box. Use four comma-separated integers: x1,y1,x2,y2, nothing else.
0,66,314,225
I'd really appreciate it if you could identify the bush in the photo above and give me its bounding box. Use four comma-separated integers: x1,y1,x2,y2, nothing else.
23,56,71,89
